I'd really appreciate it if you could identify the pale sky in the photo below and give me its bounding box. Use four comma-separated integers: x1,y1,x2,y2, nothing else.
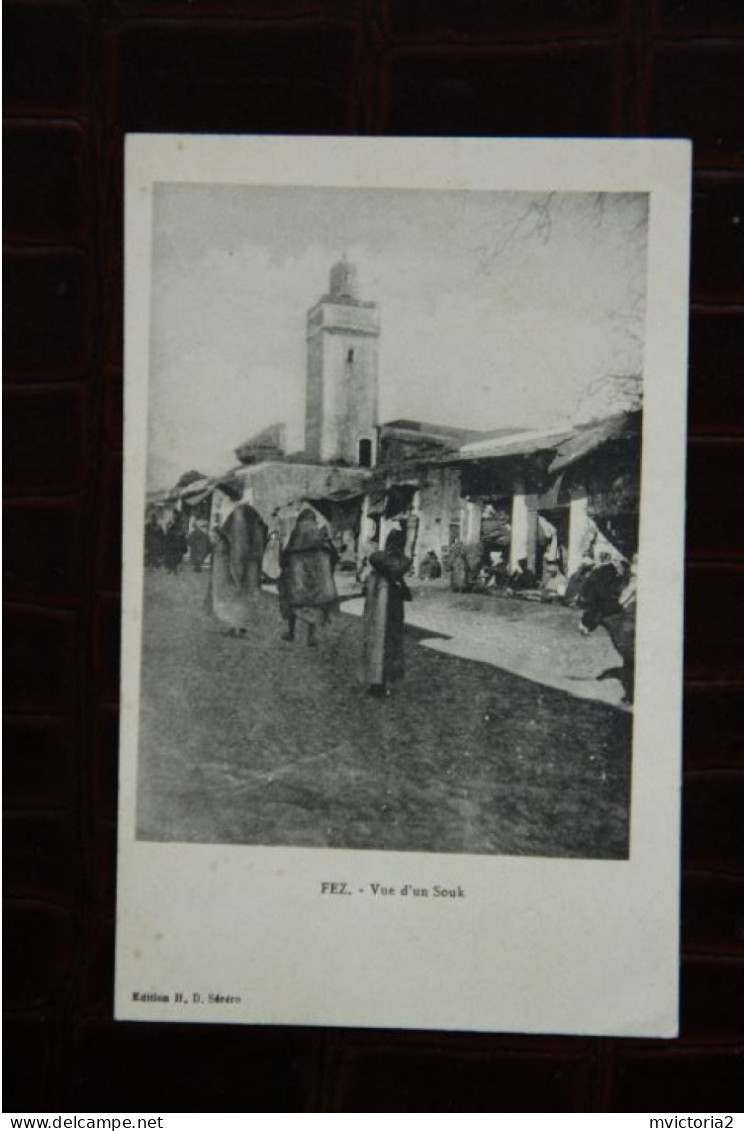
147,184,648,489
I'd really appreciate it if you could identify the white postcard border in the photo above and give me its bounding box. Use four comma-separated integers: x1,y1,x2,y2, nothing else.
116,135,691,1036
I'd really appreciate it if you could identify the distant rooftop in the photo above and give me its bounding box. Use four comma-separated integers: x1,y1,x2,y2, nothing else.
382,420,525,446
445,410,640,468
234,423,286,465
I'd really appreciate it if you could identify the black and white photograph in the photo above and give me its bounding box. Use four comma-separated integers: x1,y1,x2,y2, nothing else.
116,136,689,1036
138,181,646,860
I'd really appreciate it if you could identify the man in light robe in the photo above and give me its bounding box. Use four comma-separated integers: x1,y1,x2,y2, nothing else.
262,528,282,585
220,503,268,595
206,503,267,635
540,561,567,601
580,553,637,704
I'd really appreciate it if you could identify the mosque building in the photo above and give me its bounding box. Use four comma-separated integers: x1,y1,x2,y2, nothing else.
304,258,380,468
156,258,640,581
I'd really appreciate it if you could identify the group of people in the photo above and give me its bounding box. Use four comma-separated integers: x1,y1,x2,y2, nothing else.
199,502,417,698
448,538,578,601
145,514,213,575
448,537,631,609
144,515,190,575
147,500,637,705
446,533,638,703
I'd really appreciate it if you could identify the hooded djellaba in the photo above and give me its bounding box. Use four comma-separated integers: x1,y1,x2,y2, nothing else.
362,519,417,698
206,503,268,636
279,507,339,647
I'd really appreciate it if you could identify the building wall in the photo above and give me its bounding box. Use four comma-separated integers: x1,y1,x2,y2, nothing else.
209,487,238,529
304,327,324,462
358,465,461,574
213,462,369,529
413,466,461,569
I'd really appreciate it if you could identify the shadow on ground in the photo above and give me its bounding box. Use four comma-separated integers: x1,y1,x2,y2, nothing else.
136,570,632,859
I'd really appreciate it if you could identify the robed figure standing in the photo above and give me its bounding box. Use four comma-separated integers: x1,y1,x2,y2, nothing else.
206,503,268,635
362,521,416,697
144,515,165,569
279,508,339,647
163,519,188,574
188,523,212,572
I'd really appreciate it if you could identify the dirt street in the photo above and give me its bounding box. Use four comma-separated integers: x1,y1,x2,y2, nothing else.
136,569,632,859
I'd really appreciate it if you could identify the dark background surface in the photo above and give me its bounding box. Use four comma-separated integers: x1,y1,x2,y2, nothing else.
4,0,743,1113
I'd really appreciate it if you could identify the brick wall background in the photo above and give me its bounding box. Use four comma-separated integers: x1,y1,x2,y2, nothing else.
4,0,743,1112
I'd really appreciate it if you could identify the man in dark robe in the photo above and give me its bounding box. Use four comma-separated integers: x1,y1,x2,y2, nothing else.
563,556,594,607
580,553,637,704
279,508,339,647
419,550,442,580
188,523,212,572
578,552,623,617
262,529,282,585
144,515,165,568
362,525,414,697
508,557,538,591
163,520,188,574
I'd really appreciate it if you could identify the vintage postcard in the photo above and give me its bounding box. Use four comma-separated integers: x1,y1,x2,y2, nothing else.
116,136,691,1035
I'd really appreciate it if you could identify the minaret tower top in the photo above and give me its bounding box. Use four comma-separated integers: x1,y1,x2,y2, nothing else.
329,258,358,302
304,261,380,466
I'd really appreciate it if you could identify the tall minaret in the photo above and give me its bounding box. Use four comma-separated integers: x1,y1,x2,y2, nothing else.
304,259,380,466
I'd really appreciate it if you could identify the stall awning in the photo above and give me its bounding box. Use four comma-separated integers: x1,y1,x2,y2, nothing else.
549,414,635,474
304,489,366,522
454,426,576,463
212,473,245,501
181,487,214,507
536,470,567,510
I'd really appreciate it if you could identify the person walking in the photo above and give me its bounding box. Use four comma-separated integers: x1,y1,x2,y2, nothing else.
278,507,339,647
220,503,268,596
361,520,416,698
188,522,212,573
579,553,637,704
262,528,282,585
163,518,188,575
144,514,165,569
205,503,267,635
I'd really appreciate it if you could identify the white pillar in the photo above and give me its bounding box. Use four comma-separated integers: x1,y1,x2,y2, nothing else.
411,490,422,574
568,490,590,576
458,501,469,543
464,499,483,544
357,493,371,570
438,470,453,558
379,515,395,549
510,491,538,572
